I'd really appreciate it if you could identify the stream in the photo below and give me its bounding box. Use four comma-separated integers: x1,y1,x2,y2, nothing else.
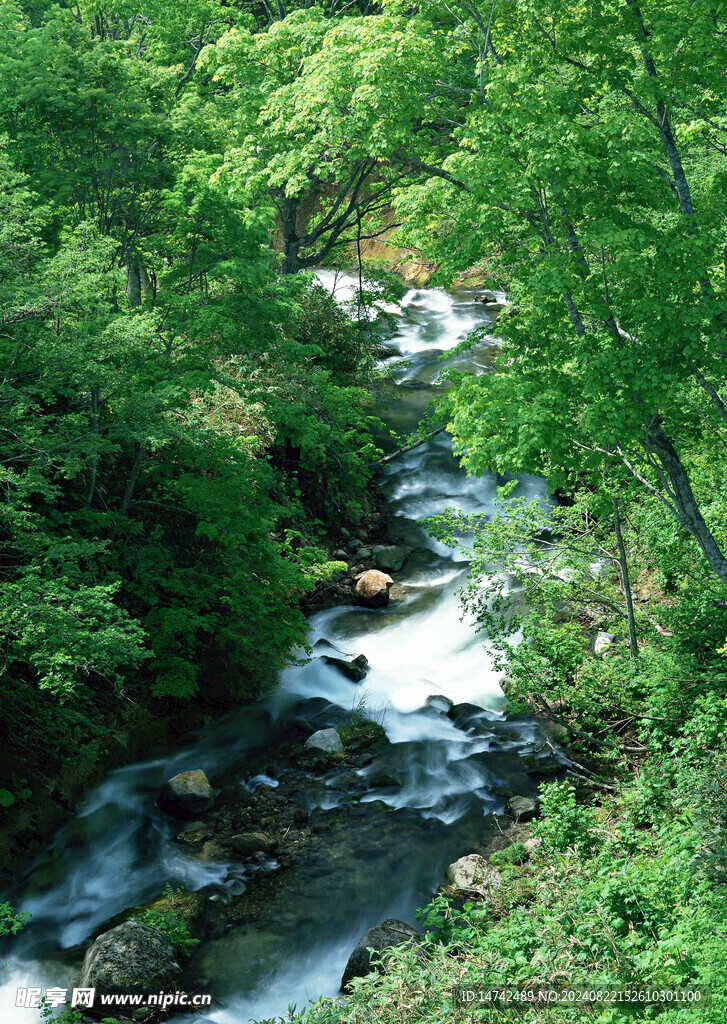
1,274,559,1022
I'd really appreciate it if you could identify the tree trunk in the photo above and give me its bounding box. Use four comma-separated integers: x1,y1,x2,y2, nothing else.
126,260,142,306
84,386,100,509
644,422,727,585
612,497,638,659
118,443,146,517
281,196,301,275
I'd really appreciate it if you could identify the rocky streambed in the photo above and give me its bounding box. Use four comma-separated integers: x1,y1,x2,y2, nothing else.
2,276,570,1023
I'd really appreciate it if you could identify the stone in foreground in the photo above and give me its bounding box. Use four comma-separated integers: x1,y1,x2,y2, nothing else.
304,728,343,754
341,918,419,991
445,854,502,898
158,769,214,818
506,795,539,823
79,921,181,996
354,569,394,608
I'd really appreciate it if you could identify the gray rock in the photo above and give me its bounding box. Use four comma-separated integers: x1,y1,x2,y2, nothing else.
304,728,344,754
348,538,364,552
79,921,182,996
524,836,542,854
322,653,369,682
341,918,418,991
356,547,373,560
445,854,503,897
229,832,275,856
591,631,618,655
447,702,486,725
355,570,394,608
425,694,454,714
314,638,340,651
334,549,348,561
506,795,539,823
498,675,515,695
158,769,214,818
372,545,409,572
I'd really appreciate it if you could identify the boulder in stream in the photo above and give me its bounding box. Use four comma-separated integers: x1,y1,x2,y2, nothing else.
341,918,419,991
445,854,503,898
372,544,409,572
79,921,182,996
304,728,344,754
506,795,539,823
322,653,369,682
354,570,394,608
447,702,486,727
425,694,454,714
158,769,214,818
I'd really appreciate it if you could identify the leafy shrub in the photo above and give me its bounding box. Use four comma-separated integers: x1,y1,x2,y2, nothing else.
536,781,597,854
490,841,529,866
130,884,201,958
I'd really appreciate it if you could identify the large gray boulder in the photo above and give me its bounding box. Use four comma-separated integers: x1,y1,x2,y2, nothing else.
341,918,418,991
445,854,502,898
158,769,214,818
354,570,394,608
304,728,344,754
79,921,182,996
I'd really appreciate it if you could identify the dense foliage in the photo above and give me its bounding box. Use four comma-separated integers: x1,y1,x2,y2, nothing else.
4,0,727,1017
0,0,386,817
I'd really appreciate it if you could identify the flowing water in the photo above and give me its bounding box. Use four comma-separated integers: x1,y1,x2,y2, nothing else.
1,275,558,1022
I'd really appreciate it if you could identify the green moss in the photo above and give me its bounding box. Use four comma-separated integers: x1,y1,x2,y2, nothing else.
339,720,389,752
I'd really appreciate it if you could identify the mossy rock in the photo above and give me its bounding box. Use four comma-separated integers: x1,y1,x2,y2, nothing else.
102,890,207,941
338,720,389,752
136,890,207,938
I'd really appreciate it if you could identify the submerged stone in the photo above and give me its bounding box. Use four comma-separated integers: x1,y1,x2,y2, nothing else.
229,832,275,856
